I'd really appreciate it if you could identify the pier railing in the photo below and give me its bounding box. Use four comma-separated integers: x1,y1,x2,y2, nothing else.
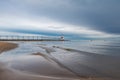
0,35,65,41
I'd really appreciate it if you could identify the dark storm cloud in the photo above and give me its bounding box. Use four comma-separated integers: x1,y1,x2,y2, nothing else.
21,0,120,34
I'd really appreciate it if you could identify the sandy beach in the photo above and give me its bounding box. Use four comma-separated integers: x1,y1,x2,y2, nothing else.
0,42,18,54
0,42,116,80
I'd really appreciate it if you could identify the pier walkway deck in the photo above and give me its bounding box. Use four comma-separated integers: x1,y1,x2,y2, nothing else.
0,36,66,41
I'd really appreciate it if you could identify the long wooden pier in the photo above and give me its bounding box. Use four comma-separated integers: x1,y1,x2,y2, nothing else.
0,35,66,41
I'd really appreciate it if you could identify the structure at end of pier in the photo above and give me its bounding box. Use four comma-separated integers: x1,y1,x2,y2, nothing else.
0,35,68,41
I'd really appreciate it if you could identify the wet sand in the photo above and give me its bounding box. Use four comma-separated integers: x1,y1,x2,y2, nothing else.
0,56,80,80
0,42,115,80
0,55,112,80
0,42,79,80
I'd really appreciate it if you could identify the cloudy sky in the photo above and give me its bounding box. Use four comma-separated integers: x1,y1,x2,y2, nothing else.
0,0,120,39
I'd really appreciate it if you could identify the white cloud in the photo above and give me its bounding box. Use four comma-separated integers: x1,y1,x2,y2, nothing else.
0,31,41,36
0,14,115,38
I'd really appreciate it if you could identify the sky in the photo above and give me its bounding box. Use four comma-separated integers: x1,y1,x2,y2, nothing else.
0,0,120,39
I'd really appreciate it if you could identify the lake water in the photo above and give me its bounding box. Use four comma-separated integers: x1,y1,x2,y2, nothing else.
0,40,120,79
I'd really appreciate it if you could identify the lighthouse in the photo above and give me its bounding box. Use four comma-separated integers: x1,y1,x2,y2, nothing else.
60,36,64,41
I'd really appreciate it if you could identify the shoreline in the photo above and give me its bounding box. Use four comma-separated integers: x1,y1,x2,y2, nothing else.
0,42,18,54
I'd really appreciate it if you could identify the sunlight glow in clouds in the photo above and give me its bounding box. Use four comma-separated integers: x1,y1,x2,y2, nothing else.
0,14,113,38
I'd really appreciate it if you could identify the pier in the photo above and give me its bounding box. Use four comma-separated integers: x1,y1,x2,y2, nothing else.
0,35,67,41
